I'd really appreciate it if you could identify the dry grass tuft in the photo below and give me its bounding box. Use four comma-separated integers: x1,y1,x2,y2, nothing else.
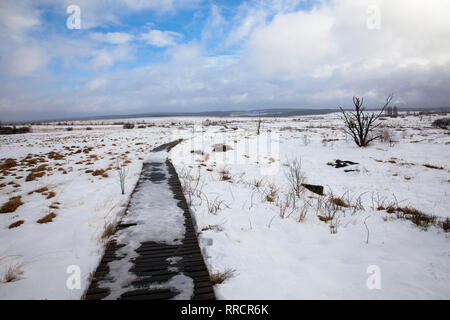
48,152,65,160
2,264,24,283
92,169,109,178
330,197,350,208
318,215,333,223
0,196,24,214
423,164,444,170
37,212,57,224
101,220,118,240
25,164,48,181
46,191,56,199
201,225,222,232
8,220,24,229
210,269,236,285
383,205,440,230
386,206,397,214
221,174,232,181
28,186,48,195
0,159,18,171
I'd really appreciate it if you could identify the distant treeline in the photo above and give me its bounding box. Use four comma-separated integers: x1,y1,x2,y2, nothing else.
0,125,31,135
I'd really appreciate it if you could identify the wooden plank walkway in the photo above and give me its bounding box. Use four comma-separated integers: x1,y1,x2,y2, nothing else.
85,140,215,300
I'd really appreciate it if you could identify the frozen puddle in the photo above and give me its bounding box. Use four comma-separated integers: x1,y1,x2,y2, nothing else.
85,141,215,300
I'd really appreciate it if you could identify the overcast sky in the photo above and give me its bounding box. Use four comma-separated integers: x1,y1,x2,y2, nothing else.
1,0,450,121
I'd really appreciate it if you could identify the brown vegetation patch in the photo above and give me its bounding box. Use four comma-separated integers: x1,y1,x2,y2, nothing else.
20,155,46,167
318,215,333,223
92,169,109,178
46,192,56,199
0,196,24,213
25,164,49,182
8,220,24,229
386,206,397,214
330,197,350,208
37,213,57,224
0,159,18,171
101,221,117,240
221,174,231,181
383,206,439,230
83,147,94,154
25,171,45,181
423,164,444,170
48,152,65,160
210,269,235,285
28,187,49,195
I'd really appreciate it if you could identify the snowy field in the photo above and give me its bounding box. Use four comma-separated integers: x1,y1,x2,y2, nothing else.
0,121,178,299
0,112,449,299
170,112,450,299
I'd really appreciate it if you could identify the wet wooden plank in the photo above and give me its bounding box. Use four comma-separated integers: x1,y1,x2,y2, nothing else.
84,140,215,300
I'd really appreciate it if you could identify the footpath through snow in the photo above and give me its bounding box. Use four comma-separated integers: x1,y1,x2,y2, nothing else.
85,140,215,300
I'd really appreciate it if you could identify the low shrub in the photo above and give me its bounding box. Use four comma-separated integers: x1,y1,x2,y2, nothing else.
123,123,135,129
432,118,450,128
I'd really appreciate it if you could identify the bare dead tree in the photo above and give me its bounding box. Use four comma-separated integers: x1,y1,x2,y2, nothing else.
340,94,393,147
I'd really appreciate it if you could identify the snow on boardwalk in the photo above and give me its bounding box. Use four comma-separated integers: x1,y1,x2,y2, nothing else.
85,140,215,300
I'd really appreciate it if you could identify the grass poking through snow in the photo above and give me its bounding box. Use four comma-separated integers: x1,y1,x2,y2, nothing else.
0,196,24,214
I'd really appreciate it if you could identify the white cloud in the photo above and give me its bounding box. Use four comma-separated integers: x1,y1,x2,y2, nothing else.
249,0,450,75
201,5,227,42
87,78,109,90
90,32,134,44
2,0,450,121
0,1,41,42
225,0,303,46
6,47,48,76
90,46,132,69
244,0,450,105
140,29,183,47
123,0,203,12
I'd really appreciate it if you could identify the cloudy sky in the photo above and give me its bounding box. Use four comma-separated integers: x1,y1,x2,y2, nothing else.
1,0,449,121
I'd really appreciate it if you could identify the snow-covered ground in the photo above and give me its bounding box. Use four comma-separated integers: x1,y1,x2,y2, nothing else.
0,122,178,299
0,112,449,299
170,112,450,299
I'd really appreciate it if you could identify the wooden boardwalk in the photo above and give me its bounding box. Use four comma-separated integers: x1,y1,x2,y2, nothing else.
85,140,215,300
